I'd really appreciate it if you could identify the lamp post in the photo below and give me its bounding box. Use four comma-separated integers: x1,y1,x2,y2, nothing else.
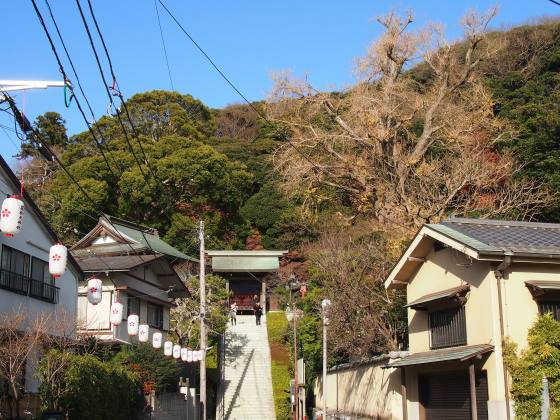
321,299,331,420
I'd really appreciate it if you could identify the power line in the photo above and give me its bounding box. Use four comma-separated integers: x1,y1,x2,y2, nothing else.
4,91,161,268
155,0,331,178
74,0,151,183
154,0,175,91
548,0,560,6
156,0,266,120
29,0,120,181
43,0,125,175
83,0,161,185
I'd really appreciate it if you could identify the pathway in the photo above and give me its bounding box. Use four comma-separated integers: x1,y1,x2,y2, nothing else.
222,314,276,420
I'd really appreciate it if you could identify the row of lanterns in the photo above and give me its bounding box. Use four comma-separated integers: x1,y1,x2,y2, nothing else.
0,196,69,278
108,299,203,362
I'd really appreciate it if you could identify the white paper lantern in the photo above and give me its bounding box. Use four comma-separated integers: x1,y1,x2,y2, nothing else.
187,350,193,363
181,348,188,361
197,350,204,361
138,324,149,342
49,244,67,278
173,344,181,359
164,341,173,356
87,278,103,305
110,302,124,326
152,332,162,349
192,350,199,362
0,196,24,236
127,314,139,336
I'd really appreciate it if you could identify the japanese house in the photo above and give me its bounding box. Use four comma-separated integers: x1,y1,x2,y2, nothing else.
71,215,196,343
206,250,287,312
385,218,560,420
0,155,82,395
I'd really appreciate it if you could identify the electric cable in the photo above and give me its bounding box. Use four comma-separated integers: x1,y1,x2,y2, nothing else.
4,91,165,269
154,0,175,91
156,0,265,120
29,0,120,181
74,0,151,183
43,0,125,175
84,0,170,191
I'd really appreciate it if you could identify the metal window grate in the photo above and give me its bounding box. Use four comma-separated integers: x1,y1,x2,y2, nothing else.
429,306,467,349
539,301,560,320
0,268,59,303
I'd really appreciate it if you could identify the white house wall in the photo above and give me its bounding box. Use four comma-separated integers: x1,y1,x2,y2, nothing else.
77,270,172,343
0,177,79,394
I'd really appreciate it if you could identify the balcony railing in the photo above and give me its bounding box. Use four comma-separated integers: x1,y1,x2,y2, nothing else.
0,268,59,303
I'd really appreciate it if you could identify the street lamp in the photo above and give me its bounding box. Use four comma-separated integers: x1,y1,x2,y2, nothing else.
321,298,331,420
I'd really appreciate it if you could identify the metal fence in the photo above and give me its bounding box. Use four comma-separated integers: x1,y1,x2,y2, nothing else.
141,391,198,420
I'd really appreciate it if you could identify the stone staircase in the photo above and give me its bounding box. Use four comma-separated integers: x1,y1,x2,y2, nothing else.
222,314,276,420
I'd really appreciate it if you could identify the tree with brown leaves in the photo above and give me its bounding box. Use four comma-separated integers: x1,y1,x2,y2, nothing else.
268,8,554,229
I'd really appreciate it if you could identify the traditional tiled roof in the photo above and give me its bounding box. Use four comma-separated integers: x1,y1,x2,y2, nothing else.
387,344,494,368
71,214,197,262
436,218,560,255
75,254,161,272
106,217,197,262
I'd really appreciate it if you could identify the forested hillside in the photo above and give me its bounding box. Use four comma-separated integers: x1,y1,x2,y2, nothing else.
21,14,560,381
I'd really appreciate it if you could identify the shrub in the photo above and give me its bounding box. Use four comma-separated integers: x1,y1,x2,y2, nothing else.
38,352,137,420
112,343,180,394
267,312,291,420
504,314,560,419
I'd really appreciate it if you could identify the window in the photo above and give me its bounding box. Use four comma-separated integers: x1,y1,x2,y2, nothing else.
0,245,31,295
147,303,163,329
0,245,58,303
429,306,467,349
539,301,560,321
31,257,53,284
1,245,30,276
127,296,140,316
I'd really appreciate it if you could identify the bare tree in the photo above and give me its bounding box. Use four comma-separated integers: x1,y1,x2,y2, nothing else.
268,8,554,229
170,275,229,346
308,226,407,357
0,307,51,418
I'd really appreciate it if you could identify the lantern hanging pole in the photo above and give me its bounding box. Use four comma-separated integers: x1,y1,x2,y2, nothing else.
199,220,207,420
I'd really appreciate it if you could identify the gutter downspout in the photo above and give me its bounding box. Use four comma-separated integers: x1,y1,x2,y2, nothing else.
494,253,512,420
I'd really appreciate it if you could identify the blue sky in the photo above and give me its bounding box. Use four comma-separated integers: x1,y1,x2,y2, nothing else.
1,1,558,162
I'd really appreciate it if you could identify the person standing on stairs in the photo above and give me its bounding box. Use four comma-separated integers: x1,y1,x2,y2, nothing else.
230,301,238,325
254,302,263,325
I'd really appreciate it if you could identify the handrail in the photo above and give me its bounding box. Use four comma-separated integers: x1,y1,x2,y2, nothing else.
216,333,226,419
0,268,59,303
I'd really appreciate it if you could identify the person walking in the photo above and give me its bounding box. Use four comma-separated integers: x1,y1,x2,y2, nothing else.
254,302,263,326
230,302,238,326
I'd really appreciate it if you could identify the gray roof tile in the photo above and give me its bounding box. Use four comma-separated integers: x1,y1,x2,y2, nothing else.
439,218,560,255
388,344,494,368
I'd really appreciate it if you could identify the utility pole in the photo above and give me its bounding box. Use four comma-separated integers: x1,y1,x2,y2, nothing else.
199,220,207,420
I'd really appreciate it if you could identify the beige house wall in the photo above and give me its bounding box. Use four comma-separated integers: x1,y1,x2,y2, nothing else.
315,360,402,419
502,262,559,351
405,246,508,419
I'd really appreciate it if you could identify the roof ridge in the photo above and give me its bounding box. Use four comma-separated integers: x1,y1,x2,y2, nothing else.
443,217,560,229
102,214,160,236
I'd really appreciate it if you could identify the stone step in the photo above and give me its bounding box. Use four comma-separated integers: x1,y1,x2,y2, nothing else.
221,315,276,420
